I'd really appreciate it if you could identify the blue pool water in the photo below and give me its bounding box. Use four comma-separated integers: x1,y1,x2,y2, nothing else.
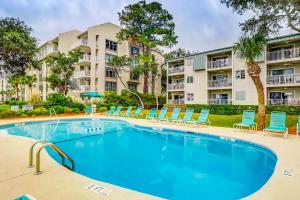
0,119,277,200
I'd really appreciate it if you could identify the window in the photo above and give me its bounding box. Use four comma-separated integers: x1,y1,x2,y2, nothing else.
187,93,194,101
106,39,117,51
269,68,294,76
105,54,115,63
187,76,193,83
105,67,116,78
128,83,137,91
130,46,139,56
105,81,117,91
235,70,245,79
130,59,137,67
236,91,246,101
130,72,139,81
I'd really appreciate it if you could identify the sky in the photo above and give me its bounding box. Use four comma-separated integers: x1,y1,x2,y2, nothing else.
0,0,295,53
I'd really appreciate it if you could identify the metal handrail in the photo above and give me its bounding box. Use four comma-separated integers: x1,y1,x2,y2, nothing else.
35,143,74,174
49,108,57,118
28,140,47,168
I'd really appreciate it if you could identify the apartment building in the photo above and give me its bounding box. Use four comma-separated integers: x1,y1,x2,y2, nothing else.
166,33,300,106
27,22,163,101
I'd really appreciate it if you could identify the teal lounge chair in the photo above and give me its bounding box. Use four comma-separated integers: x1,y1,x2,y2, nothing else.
264,111,288,138
121,106,133,117
146,108,158,119
156,107,168,120
113,106,122,116
85,106,93,115
177,108,194,123
166,107,181,121
233,110,256,131
193,108,211,126
107,107,116,115
131,106,143,118
297,116,300,138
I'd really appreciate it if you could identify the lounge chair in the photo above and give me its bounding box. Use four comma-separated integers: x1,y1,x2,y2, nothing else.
156,107,168,120
297,116,300,138
131,106,143,118
146,108,158,119
85,106,93,115
177,108,194,123
121,106,133,117
233,110,256,131
113,106,122,116
264,111,288,138
193,108,211,126
107,107,116,115
165,107,181,121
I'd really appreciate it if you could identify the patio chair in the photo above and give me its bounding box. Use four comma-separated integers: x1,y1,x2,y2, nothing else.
264,111,288,138
85,106,93,115
166,107,181,121
131,106,143,118
297,116,300,138
176,108,194,123
233,110,256,131
113,106,122,116
193,108,211,126
107,107,116,115
156,107,168,120
121,106,133,117
146,108,158,119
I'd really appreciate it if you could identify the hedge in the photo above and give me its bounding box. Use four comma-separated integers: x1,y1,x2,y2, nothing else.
165,104,300,115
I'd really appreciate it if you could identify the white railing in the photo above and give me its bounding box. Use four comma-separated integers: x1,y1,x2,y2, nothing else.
74,70,91,79
208,99,232,105
169,99,185,104
267,47,300,61
267,98,300,106
168,66,184,75
267,73,300,85
78,54,91,63
207,58,231,69
168,83,184,90
71,38,88,49
208,79,232,88
79,85,91,92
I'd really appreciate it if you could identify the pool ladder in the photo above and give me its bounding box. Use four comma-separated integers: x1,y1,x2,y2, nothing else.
28,140,75,175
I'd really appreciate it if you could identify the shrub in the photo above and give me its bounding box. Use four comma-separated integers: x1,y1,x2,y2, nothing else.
0,104,10,112
0,110,18,118
69,102,85,111
7,99,27,106
49,105,65,114
26,107,49,116
98,107,107,113
72,108,80,114
63,107,73,114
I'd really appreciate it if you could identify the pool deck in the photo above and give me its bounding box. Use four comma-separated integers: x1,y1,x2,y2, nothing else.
0,115,300,200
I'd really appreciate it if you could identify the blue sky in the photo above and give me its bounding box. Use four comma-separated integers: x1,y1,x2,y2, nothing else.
0,0,294,52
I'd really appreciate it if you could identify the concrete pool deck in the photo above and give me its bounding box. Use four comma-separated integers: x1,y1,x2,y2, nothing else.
0,115,299,200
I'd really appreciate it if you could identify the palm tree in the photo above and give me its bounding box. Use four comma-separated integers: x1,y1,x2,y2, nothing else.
23,75,37,97
8,75,22,99
234,32,267,130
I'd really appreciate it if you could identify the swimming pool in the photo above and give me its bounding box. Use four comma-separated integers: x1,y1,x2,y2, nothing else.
0,118,277,200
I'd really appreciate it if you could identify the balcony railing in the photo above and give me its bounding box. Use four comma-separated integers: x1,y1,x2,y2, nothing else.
207,59,231,70
267,98,300,106
168,83,184,90
169,99,185,104
71,38,89,50
78,54,91,63
267,47,300,61
168,66,184,75
208,99,232,105
208,79,232,88
267,73,300,85
79,85,91,92
74,70,91,79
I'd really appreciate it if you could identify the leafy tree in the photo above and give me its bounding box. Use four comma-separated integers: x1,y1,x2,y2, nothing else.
8,74,23,99
0,17,39,77
117,0,177,93
106,55,145,108
234,32,267,130
164,48,192,59
221,0,300,35
45,50,83,96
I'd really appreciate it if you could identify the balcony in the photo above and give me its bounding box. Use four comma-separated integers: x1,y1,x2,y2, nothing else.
79,85,91,92
208,99,232,105
267,74,300,86
267,47,300,62
267,98,300,106
168,66,184,75
169,99,185,104
208,79,232,89
74,70,91,79
168,83,184,91
38,45,58,60
207,59,231,70
71,38,90,52
78,54,91,66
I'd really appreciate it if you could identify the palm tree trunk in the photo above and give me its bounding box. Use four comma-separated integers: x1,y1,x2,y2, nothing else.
248,62,265,130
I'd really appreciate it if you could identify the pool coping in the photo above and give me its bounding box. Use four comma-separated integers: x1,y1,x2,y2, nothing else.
0,115,300,200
